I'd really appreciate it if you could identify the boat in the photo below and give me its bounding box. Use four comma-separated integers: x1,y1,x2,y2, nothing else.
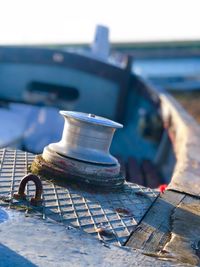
0,34,200,266
0,43,170,188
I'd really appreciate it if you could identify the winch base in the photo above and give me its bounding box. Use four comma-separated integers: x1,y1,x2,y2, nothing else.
31,153,125,190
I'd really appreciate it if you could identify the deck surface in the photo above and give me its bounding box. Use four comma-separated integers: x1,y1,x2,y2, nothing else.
0,206,186,267
0,148,198,266
0,148,158,246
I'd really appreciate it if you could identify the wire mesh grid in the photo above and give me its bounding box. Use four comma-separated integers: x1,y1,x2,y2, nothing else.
0,148,159,246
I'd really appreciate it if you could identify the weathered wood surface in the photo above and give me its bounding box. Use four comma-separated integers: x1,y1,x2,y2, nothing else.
126,191,184,250
159,91,200,197
163,195,200,265
126,190,200,266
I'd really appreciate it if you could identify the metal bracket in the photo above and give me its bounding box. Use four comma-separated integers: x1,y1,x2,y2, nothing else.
14,174,43,206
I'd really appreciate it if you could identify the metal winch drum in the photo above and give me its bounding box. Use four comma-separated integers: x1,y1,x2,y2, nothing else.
32,111,125,189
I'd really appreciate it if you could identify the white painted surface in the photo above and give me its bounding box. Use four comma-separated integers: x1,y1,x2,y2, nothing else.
0,0,199,44
0,208,177,266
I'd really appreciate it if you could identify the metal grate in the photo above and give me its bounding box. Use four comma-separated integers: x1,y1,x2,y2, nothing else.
0,148,159,246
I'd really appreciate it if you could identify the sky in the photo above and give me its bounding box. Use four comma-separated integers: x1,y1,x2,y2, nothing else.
0,0,200,44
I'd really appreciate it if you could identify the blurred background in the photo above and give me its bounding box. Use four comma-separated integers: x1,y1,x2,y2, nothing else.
1,0,200,125
1,0,200,44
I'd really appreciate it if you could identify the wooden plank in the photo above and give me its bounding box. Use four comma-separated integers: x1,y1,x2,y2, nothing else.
162,195,200,266
126,190,185,252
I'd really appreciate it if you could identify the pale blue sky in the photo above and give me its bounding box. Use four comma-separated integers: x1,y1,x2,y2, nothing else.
0,0,200,44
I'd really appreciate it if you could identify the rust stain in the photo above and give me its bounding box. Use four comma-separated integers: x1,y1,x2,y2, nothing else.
95,227,115,239
115,208,133,217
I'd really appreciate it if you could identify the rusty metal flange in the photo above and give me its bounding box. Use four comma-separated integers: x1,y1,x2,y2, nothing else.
31,150,125,190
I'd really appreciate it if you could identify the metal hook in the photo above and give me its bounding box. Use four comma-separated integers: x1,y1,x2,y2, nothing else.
14,173,43,206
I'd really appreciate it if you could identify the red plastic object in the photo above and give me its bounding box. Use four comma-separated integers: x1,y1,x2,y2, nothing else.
158,184,167,193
